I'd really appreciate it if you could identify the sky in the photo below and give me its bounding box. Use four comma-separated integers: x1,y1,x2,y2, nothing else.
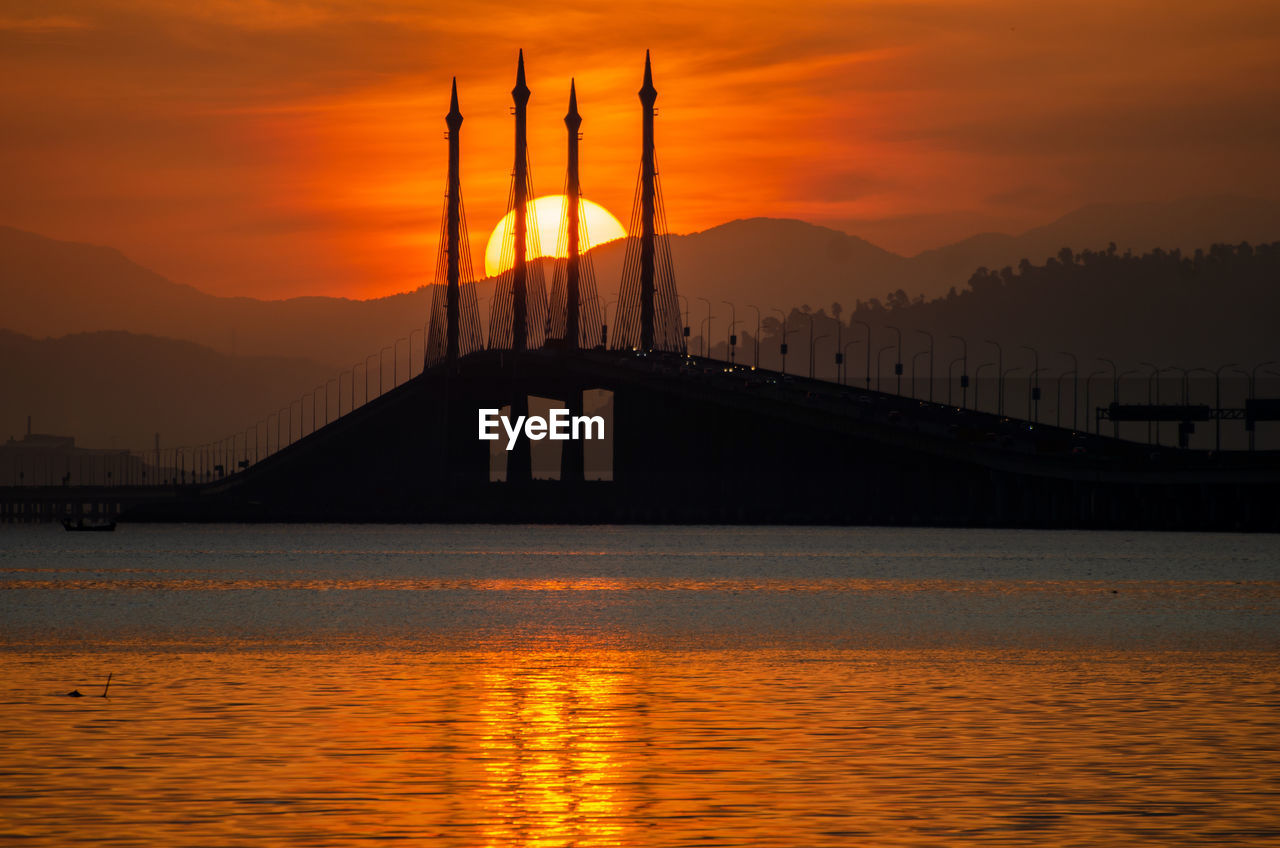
2,0,1279,300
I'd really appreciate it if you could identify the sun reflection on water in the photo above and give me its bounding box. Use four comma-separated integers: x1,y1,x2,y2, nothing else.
480,659,627,847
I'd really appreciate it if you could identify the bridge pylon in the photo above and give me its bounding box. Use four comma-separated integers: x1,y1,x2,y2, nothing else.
611,51,684,353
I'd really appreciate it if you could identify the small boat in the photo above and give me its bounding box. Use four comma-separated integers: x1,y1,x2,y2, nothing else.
62,518,117,532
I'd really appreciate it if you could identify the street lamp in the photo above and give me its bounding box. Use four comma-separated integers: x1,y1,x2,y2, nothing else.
1060,352,1079,431
773,308,789,374
911,350,929,399
1020,345,1040,424
852,319,871,389
947,355,964,406
974,362,994,413
746,304,762,368
811,334,828,379
985,340,1004,416
408,327,424,379
1002,366,1022,419
807,313,817,378
916,329,934,403
876,344,895,392
1139,361,1160,444
1235,361,1276,451
1098,357,1118,436
1055,370,1075,429
700,313,716,358
378,346,394,396
887,325,903,394
1211,362,1237,451
722,300,738,364
1084,370,1107,434
843,340,860,387
951,335,968,409
696,297,712,358
339,368,353,416
394,336,409,387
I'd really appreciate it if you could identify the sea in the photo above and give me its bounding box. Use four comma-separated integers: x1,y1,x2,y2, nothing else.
1,524,1278,846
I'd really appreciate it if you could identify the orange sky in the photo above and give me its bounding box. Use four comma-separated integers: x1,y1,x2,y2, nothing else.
2,0,1279,300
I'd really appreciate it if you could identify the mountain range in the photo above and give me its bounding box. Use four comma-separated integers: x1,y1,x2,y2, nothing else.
3,195,1277,371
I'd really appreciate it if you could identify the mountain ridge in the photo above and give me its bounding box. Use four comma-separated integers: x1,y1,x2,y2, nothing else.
3,194,1278,367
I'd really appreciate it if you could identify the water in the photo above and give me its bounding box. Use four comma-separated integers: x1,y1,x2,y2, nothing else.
2,525,1278,845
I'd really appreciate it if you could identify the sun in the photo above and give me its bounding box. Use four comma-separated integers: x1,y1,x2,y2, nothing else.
483,195,626,277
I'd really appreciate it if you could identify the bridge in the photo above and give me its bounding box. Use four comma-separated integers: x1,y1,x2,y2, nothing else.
4,53,1279,530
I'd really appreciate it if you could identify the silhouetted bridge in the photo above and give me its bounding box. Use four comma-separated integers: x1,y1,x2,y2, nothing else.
6,347,1277,530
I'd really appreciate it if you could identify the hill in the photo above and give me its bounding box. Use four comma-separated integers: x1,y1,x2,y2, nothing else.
2,195,1278,369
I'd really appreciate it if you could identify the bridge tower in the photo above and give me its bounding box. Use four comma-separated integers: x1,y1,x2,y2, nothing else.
487,49,548,353
611,51,683,353
548,80,602,350
548,80,606,481
564,81,583,349
426,78,482,367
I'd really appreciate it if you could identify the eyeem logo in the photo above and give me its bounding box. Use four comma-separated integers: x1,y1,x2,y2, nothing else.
479,408,605,451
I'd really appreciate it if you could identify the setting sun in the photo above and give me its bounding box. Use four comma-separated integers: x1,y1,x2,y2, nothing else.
483,195,626,278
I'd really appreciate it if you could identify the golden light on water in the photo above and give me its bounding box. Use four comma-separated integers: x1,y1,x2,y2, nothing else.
483,195,626,277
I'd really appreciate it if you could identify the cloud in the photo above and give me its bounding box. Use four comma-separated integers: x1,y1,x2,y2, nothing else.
0,14,90,32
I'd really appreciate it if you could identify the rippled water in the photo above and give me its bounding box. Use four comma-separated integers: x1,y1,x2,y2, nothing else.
2,525,1278,845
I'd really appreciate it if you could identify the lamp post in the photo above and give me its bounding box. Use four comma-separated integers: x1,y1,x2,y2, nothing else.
408,327,424,379
1059,352,1079,431
844,340,860,387
876,344,895,392
947,356,964,406
700,313,716,359
722,300,738,364
1236,361,1276,451
1098,357,1119,436
379,346,393,396
811,334,827,379
747,304,762,367
394,336,409,387
807,313,816,378
887,325,903,395
951,335,968,409
1055,370,1076,429
911,350,929,399
1085,370,1107,434
1210,362,1237,451
985,340,1004,416
1020,345,1040,424
696,297,712,358
852,319,871,389
916,329,934,402
974,362,994,413
339,369,352,416
773,308,789,374
1003,367,1022,418
1139,361,1159,444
